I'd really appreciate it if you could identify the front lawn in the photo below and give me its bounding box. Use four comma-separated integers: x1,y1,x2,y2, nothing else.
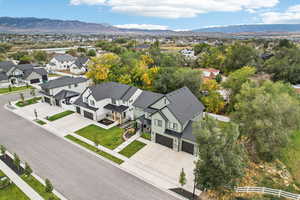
34,119,46,125
21,175,60,200
46,110,74,121
281,131,300,184
65,135,124,164
75,124,124,150
0,183,30,200
0,86,32,94
119,140,146,158
141,132,151,141
16,97,41,107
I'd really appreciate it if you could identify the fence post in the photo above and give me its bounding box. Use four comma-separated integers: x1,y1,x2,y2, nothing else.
262,187,265,194
246,187,249,193
297,194,300,200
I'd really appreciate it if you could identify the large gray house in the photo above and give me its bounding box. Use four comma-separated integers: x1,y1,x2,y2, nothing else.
73,81,204,155
0,61,48,85
39,76,89,107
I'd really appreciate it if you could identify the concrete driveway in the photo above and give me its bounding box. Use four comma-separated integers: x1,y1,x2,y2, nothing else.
122,140,197,192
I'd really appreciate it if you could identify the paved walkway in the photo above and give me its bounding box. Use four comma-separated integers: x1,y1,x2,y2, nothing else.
0,160,44,200
114,131,141,153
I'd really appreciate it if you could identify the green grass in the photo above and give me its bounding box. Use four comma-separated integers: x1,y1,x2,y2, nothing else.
48,73,61,77
16,97,42,107
0,86,33,94
119,140,146,158
75,124,124,150
34,119,46,125
281,131,300,184
65,135,124,164
21,175,60,200
141,132,151,141
0,170,5,177
46,110,74,121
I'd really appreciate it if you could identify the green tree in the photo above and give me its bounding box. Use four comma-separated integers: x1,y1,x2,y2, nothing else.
24,162,33,176
0,145,6,157
32,51,48,63
13,153,21,171
45,179,53,193
277,39,294,49
179,168,187,191
11,51,29,61
193,117,247,192
215,74,222,83
222,66,256,112
193,43,210,55
19,55,33,64
0,43,12,53
223,43,260,73
87,49,96,57
232,81,300,161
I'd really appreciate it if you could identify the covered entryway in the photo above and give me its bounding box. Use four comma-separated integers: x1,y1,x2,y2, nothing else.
181,141,194,155
44,97,51,104
30,79,40,84
155,134,173,149
83,111,94,120
55,99,60,107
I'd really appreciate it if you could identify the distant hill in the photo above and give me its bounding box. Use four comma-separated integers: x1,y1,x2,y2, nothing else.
194,24,300,34
0,17,119,34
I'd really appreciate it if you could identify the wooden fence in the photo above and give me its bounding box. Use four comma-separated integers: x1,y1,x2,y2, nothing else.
236,187,300,200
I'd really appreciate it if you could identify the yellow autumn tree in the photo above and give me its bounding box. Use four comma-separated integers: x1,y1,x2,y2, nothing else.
86,53,121,84
118,74,132,85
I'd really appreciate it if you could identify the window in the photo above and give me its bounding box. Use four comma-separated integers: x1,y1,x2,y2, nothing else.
74,84,78,87
157,120,163,127
90,100,95,106
168,122,172,129
84,97,88,103
164,98,167,104
173,123,178,130
112,99,116,104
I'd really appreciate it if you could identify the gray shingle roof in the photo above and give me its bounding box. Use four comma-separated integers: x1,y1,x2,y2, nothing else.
23,68,47,79
0,61,15,72
54,90,80,100
166,87,204,125
181,121,196,142
0,72,8,81
40,76,87,90
133,90,164,109
74,57,89,68
89,82,138,101
73,96,99,111
53,54,76,62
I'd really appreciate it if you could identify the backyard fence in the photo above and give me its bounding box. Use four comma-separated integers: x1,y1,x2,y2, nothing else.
236,187,300,200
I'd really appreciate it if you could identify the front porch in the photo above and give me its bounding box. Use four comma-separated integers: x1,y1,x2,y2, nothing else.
104,104,129,125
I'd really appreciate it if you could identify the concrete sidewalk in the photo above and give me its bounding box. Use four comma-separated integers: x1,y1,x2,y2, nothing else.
0,160,44,200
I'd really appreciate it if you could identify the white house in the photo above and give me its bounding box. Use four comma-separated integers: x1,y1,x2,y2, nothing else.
180,49,196,59
46,54,76,71
70,57,89,75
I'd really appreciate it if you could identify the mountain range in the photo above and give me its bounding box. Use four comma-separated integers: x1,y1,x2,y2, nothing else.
1,17,300,35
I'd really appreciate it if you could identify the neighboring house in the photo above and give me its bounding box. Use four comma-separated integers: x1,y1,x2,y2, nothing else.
73,82,142,123
198,68,220,79
70,57,90,75
134,87,204,156
180,49,196,59
39,76,89,107
0,62,48,85
46,54,76,71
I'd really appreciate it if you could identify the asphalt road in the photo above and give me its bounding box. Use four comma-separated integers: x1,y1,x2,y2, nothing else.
0,92,179,200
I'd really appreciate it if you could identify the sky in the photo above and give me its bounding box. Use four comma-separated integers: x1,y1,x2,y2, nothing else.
0,0,300,30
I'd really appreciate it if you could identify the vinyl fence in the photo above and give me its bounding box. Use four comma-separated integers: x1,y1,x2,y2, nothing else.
236,187,300,200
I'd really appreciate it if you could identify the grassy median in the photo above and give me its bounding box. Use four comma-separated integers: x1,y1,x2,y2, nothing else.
119,140,146,158
47,110,74,121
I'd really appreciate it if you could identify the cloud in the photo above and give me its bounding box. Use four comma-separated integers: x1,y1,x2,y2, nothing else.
261,4,300,24
114,24,169,30
70,0,279,19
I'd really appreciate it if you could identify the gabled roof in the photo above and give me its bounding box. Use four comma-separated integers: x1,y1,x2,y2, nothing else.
54,90,80,100
166,87,204,125
0,61,15,72
181,121,196,142
88,82,138,102
23,68,47,79
133,90,164,109
40,76,87,90
74,57,89,68
53,54,76,62
0,72,8,81
16,64,38,71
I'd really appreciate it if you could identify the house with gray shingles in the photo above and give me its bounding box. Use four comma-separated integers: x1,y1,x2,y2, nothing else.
73,81,204,155
73,82,142,124
70,56,90,75
39,76,89,107
46,54,76,71
0,62,48,86
134,87,204,155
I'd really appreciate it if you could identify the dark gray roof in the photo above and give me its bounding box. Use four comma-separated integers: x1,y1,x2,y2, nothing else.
54,90,80,100
74,57,89,68
53,54,76,62
181,121,196,142
23,68,47,79
89,82,138,101
166,87,204,125
73,96,98,111
0,61,15,72
40,76,87,90
0,72,8,81
104,104,128,113
133,90,164,109
16,64,38,71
